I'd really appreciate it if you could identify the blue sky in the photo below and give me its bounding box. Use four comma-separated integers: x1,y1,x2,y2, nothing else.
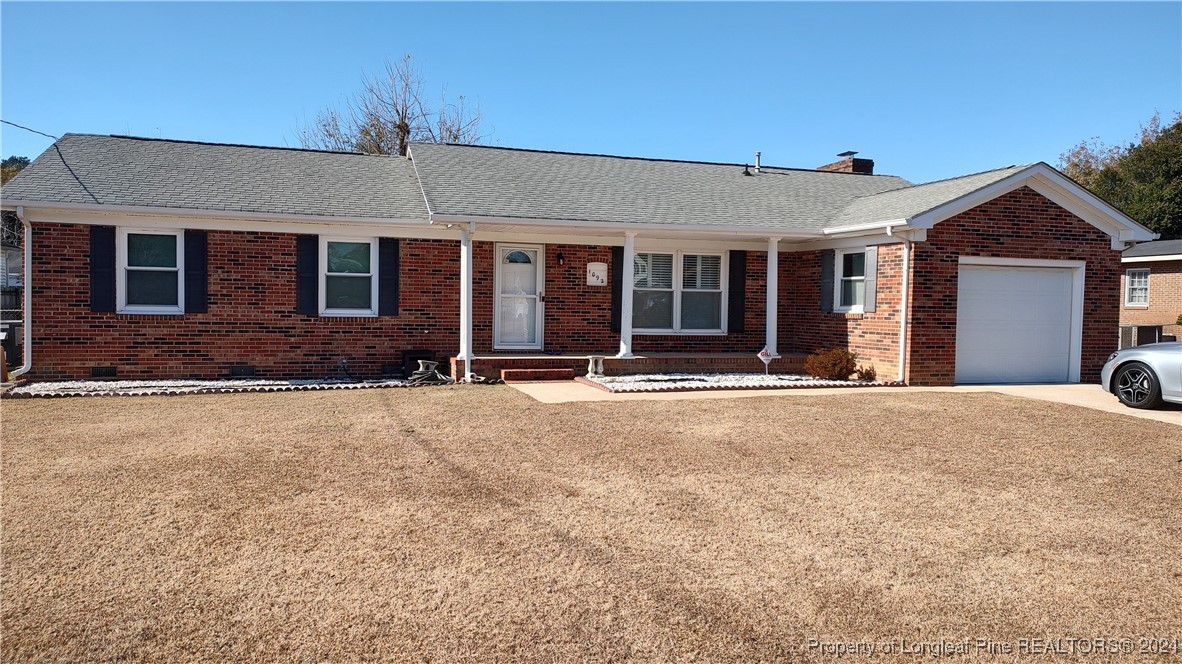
2,2,1179,183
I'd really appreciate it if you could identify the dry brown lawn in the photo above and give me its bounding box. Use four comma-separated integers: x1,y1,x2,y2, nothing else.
2,387,1180,661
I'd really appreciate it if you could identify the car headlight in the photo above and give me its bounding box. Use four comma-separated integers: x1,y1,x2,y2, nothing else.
1107,351,1121,362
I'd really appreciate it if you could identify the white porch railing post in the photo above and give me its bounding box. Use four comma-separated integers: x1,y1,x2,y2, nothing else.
458,222,474,380
766,236,780,358
618,232,636,358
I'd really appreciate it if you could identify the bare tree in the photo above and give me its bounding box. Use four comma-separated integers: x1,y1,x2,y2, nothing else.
296,55,483,156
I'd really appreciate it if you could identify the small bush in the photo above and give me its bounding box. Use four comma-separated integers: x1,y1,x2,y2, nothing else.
805,348,858,381
855,364,877,382
1176,312,1182,326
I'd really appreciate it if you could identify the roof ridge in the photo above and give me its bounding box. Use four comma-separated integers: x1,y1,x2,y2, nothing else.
62,132,399,158
907,163,1033,188
841,163,1035,206
412,141,905,178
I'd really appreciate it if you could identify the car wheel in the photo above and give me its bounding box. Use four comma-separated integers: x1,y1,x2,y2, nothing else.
1113,362,1164,409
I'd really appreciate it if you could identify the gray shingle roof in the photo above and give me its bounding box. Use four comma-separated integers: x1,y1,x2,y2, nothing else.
2,134,1061,236
1,133,429,220
825,165,1033,230
1124,239,1182,258
409,142,913,231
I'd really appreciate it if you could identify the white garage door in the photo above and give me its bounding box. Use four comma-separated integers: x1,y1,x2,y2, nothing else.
955,265,1076,383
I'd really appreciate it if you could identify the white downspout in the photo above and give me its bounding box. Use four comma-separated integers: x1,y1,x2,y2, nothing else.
9,207,32,378
897,234,912,384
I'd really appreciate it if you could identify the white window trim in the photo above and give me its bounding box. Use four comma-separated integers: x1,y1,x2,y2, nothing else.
319,236,379,317
116,228,184,315
834,248,866,314
1124,268,1150,307
633,250,728,335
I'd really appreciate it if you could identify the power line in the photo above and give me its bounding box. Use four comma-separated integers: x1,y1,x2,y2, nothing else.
1,120,58,141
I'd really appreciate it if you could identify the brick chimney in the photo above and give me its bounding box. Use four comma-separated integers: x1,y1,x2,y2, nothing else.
817,151,874,175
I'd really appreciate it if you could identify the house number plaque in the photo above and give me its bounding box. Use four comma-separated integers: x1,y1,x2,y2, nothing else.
586,262,608,286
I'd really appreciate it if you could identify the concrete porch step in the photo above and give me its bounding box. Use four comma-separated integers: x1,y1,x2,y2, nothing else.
500,368,576,383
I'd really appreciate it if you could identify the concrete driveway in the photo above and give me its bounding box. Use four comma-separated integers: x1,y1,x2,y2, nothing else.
510,381,1182,425
919,384,1182,425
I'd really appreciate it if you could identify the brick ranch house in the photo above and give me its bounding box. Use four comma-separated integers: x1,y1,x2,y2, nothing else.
1119,239,1181,346
0,134,1156,386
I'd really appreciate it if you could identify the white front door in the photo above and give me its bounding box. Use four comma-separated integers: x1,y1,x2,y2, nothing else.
495,244,544,349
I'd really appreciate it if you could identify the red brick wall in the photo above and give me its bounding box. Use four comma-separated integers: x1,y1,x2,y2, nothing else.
906,186,1121,385
783,244,906,380
29,228,776,380
29,224,462,381
1119,259,1182,336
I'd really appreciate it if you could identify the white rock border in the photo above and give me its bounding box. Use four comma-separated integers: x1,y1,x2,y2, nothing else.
580,372,902,393
3,377,413,399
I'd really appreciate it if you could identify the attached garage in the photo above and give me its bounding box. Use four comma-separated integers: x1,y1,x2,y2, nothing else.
954,258,1085,384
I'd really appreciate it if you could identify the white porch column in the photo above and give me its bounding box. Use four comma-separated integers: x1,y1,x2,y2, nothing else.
617,232,637,358
458,222,474,380
765,237,780,358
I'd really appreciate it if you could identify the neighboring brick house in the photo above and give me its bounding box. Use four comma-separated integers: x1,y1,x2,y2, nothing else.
1119,239,1182,346
0,134,1156,386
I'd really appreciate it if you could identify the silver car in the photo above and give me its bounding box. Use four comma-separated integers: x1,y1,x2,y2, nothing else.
1100,342,1182,409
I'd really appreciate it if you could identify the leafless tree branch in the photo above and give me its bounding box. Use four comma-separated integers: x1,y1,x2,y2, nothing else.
297,54,484,156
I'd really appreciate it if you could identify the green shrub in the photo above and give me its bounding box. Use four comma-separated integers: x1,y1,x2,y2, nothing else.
1176,312,1182,326
855,364,877,382
804,348,858,381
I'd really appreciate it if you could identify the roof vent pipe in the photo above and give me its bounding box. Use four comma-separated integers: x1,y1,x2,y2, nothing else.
754,152,761,174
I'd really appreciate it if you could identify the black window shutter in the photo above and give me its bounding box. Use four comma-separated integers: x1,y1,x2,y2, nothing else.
727,250,746,333
89,225,116,312
610,246,623,333
378,237,399,316
819,249,835,312
296,235,318,316
863,246,878,313
184,230,208,313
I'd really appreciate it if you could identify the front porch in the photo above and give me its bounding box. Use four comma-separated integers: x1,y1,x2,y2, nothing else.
449,352,808,381
452,228,796,383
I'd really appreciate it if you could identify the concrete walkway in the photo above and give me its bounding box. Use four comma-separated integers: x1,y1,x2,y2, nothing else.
509,381,1182,425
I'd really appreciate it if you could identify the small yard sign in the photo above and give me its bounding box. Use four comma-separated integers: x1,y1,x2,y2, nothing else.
758,347,775,374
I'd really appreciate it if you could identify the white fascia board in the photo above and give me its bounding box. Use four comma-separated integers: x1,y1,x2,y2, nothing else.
1023,175,1145,240
16,204,450,240
820,219,909,235
783,228,926,253
427,213,821,240
1024,164,1155,240
1122,254,1182,263
907,163,1158,243
16,205,777,249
